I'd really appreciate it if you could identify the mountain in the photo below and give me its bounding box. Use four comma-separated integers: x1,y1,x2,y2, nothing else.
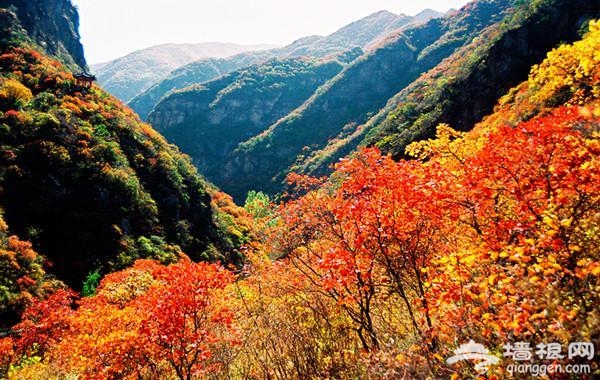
149,0,600,202
129,53,273,120
148,56,353,184
0,0,250,292
279,10,413,57
308,0,600,166
363,0,600,157
3,5,599,377
299,0,600,173
130,10,442,120
0,0,86,69
276,9,443,58
149,0,511,201
92,42,278,103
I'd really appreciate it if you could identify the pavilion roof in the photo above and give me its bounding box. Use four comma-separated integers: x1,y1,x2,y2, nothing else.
74,72,96,81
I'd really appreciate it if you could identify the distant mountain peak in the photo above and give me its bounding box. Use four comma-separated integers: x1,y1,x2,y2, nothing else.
414,8,441,16
98,41,280,64
113,10,430,105
366,10,398,18
411,8,445,24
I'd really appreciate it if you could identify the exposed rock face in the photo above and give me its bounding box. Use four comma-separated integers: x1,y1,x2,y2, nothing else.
0,0,86,69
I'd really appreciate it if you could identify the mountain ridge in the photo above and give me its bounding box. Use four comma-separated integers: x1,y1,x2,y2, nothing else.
148,55,354,186
129,9,443,120
92,42,278,103
149,0,510,201
365,0,600,156
149,0,600,203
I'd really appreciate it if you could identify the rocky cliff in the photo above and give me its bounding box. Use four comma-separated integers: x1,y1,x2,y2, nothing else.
0,0,86,69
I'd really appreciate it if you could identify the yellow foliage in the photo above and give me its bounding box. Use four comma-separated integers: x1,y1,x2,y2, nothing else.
530,20,600,106
474,21,600,135
0,78,32,109
406,123,466,162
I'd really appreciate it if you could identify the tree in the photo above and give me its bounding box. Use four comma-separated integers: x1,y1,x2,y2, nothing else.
137,259,237,379
279,148,458,351
8,259,239,379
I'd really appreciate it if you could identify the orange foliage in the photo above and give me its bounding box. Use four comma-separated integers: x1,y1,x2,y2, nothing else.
8,260,238,379
9,104,595,378
0,213,57,328
269,105,599,377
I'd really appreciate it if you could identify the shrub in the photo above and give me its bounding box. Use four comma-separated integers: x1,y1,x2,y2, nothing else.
0,78,32,110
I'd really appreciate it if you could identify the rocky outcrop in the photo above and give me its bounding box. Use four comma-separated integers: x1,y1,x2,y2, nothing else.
0,0,86,69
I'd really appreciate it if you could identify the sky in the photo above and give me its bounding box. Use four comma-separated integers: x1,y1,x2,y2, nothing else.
72,0,471,64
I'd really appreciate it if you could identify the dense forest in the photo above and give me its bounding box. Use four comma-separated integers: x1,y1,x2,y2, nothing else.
0,0,598,378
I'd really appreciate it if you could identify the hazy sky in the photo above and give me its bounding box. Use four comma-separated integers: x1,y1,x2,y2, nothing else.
72,0,470,64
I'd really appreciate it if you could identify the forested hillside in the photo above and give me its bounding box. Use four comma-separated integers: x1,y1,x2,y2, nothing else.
0,0,249,301
364,0,600,157
234,0,600,200
128,56,250,120
152,0,550,201
148,56,355,192
297,0,600,176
